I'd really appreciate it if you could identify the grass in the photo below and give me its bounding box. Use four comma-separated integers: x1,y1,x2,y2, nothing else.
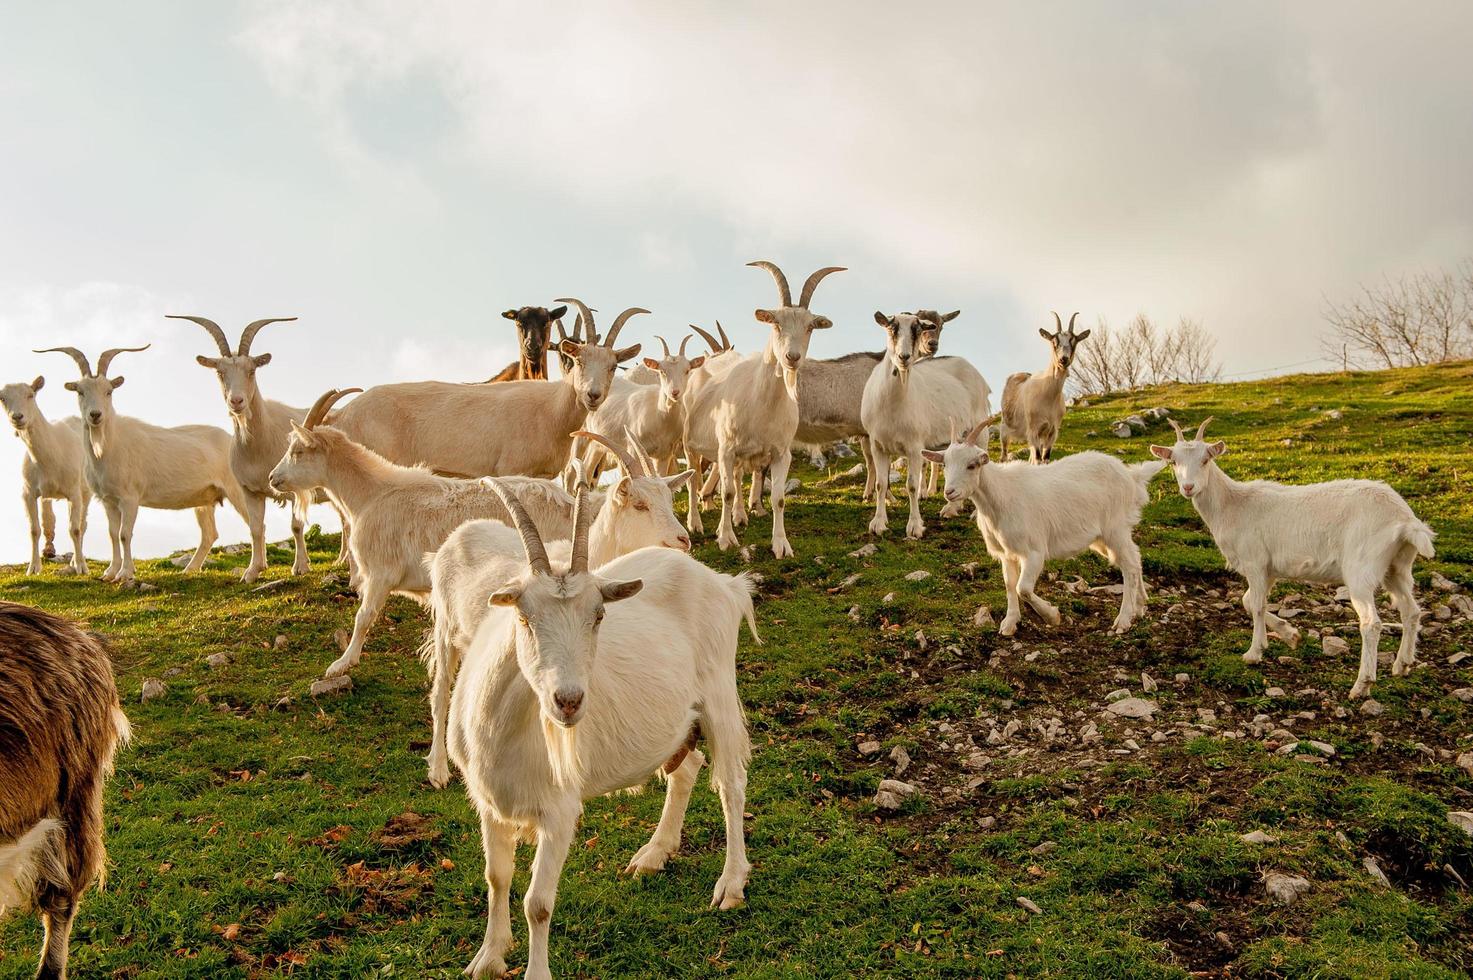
1,361,1471,978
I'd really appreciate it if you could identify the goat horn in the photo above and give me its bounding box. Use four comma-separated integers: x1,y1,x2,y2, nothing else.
1067,312,1079,334
964,419,989,446
34,346,94,377
716,320,731,349
303,387,362,429
655,335,671,358
623,426,657,476
603,307,649,348
96,345,151,377
797,266,846,309
678,334,691,358
747,260,793,307
1194,416,1215,441
569,487,595,575
690,323,722,353
238,317,297,356
167,315,231,356
570,429,641,481
555,298,597,345
1051,311,1063,334
484,478,552,575
1167,417,1186,439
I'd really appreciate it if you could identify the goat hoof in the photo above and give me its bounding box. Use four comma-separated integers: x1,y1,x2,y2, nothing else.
1391,659,1414,677
25,563,42,576
711,871,749,910
625,843,672,875
998,620,1019,637
1348,681,1370,699
905,523,924,540
1241,650,1263,664
240,568,262,584
426,757,451,789
464,944,508,978
324,655,357,678
772,539,794,559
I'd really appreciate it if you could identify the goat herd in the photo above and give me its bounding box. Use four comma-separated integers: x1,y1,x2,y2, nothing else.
0,260,1440,978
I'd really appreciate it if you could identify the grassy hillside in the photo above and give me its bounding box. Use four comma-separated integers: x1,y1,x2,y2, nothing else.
2,362,1470,979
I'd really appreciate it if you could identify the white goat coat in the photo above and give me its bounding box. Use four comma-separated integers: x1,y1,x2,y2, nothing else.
83,417,241,512
861,356,992,458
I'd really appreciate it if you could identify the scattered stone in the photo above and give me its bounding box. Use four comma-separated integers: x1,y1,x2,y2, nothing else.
140,678,166,703
1452,688,1473,703
1141,672,1158,693
1448,652,1470,666
881,592,898,606
913,630,929,650
1240,830,1277,845
858,740,881,756
1174,673,1190,685
332,628,350,651
874,779,919,812
1263,873,1312,905
1030,841,1057,856
273,634,288,650
1363,856,1391,887
1433,604,1452,621
1016,896,1043,915
272,696,293,711
838,573,862,589
979,815,997,830
842,463,865,480
1321,635,1349,657
205,652,232,668
1265,687,1285,698
890,745,912,776
1196,708,1218,725
1110,422,1132,438
972,605,995,628
252,579,291,594
848,543,877,559
310,675,354,698
1105,698,1159,719
1359,699,1386,717
1456,752,1473,778
904,569,931,582
1324,409,1343,420
784,478,801,494
1430,570,1460,592
1122,739,1141,752
964,752,989,770
1449,812,1473,836
847,605,862,622
1105,688,1130,703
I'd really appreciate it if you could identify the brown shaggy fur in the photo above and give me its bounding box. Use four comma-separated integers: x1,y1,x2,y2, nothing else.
0,601,128,980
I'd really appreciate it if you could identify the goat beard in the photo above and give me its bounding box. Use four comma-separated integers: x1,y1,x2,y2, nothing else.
89,426,106,457
540,712,584,791
782,366,799,400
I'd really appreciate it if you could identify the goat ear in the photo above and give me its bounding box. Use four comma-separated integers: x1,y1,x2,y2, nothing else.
196,355,218,369
64,380,79,392
1039,328,1055,342
642,357,661,371
288,420,315,445
600,578,643,603
1207,441,1227,458
942,310,960,322
612,476,632,500
688,355,705,370
559,339,583,357
1073,328,1091,342
1149,445,1174,461
665,468,695,491
754,308,777,324
110,376,125,389
615,343,642,363
253,353,272,367
489,588,522,607
548,305,567,320
873,311,889,326
922,449,945,463
810,316,832,330
30,375,44,392
501,310,519,320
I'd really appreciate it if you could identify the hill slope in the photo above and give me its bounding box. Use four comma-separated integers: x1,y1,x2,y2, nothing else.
1,362,1470,978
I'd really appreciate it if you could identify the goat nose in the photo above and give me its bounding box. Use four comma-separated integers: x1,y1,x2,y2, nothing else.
89,411,102,423
1182,483,1195,495
786,353,800,365
9,414,21,424
553,689,584,720
676,535,691,551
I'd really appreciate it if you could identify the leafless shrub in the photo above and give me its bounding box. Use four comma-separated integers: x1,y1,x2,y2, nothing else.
1321,262,1473,370
1070,314,1221,396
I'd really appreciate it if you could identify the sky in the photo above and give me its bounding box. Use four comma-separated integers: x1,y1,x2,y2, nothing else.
2,1,1471,563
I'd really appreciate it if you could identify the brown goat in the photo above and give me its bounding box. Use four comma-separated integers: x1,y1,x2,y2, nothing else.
484,305,568,382
0,602,129,980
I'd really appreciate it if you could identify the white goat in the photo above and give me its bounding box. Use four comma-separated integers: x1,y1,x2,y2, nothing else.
860,312,992,539
448,481,756,979
38,346,249,584
327,300,645,479
1,377,89,574
174,314,347,581
1150,417,1436,697
626,321,731,385
929,420,1165,635
424,430,693,788
579,334,706,478
997,312,1089,463
682,260,844,557
268,390,595,678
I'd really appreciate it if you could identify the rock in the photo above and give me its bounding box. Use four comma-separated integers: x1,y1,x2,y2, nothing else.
1016,896,1043,915
1110,422,1132,438
140,678,166,702
858,740,882,756
1105,698,1159,719
1456,752,1473,777
1452,689,1473,704
1105,688,1130,702
1263,873,1312,905
913,630,929,651
1433,604,1452,621
843,463,865,479
1363,856,1391,887
310,675,354,698
1141,672,1158,693
847,605,862,622
273,634,288,650
272,696,293,711
332,628,350,651
1174,673,1190,685
1359,699,1385,716
838,573,862,589
959,562,981,577
784,478,801,494
890,745,911,776
205,652,231,668
848,543,877,559
972,605,995,628
1122,739,1141,752
874,779,919,812
1265,687,1285,698
1321,635,1349,657
1449,811,1473,836
881,592,898,606
1240,830,1277,845
1324,409,1343,420
1451,652,1471,666
1430,570,1460,592
979,815,997,829
964,752,989,770
1030,841,1057,855
904,570,931,582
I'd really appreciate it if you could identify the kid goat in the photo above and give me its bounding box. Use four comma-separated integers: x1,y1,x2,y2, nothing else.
1,377,89,574
448,481,756,979
1151,417,1436,697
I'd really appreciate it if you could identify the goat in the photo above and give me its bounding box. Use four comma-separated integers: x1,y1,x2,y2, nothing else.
37,346,250,584
448,481,756,979
1151,417,1436,697
997,312,1089,463
270,390,606,677
861,312,992,539
423,429,693,788
580,334,706,478
915,309,960,495
929,420,1165,635
0,601,130,980
1,377,89,575
326,301,644,480
682,260,844,557
485,305,569,383
174,314,348,581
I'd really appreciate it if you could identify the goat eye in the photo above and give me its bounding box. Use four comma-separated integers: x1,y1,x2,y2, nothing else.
634,501,649,512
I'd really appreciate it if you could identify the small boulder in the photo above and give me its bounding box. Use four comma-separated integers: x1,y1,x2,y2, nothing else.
1359,699,1386,716
1449,811,1473,836
873,779,919,812
972,605,995,628
1105,698,1159,719
140,678,166,703
1016,896,1043,915
1141,672,1158,693
857,740,882,756
1240,830,1277,845
1321,635,1349,657
904,569,931,582
889,745,912,776
310,675,354,698
1263,873,1312,905
848,543,877,559
205,652,232,669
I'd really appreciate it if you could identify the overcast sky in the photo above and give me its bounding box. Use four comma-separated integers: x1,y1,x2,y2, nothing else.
3,1,1471,564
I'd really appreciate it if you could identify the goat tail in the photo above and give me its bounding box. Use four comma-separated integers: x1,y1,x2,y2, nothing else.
111,706,133,752
1403,520,1436,560
1132,459,1170,484
0,818,68,914
731,572,762,645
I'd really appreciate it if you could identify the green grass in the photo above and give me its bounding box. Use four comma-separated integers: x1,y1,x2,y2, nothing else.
2,362,1471,978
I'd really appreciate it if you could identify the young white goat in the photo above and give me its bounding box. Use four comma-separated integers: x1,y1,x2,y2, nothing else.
579,334,706,478
268,390,600,678
423,429,693,788
174,314,346,581
929,421,1165,635
1150,417,1436,697
861,312,992,539
997,312,1089,463
1,377,89,574
448,481,756,979
682,260,844,557
38,346,250,584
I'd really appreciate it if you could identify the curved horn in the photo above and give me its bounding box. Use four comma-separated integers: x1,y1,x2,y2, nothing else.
570,429,641,480
1067,312,1080,335
603,307,649,348
1194,416,1215,441
690,323,722,353
569,487,595,575
623,426,657,476
1167,417,1186,440
797,266,846,309
238,317,297,356
303,387,363,429
747,260,793,307
166,315,231,356
484,478,552,575
34,346,94,377
554,298,597,344
655,335,671,358
716,320,731,349
1051,311,1063,334
678,334,691,358
96,345,151,377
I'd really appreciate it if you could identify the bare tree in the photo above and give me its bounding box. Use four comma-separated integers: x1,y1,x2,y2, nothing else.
1321,263,1473,369
1070,313,1221,396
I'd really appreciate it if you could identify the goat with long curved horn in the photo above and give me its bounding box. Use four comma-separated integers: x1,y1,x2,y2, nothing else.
602,308,650,348
569,487,595,574
797,266,846,309
690,323,723,353
678,334,692,358
1194,416,1215,441
656,335,672,358
34,347,94,377
484,478,553,575
238,317,297,357
623,426,659,477
570,429,643,479
1167,417,1186,440
303,387,363,429
1051,311,1063,335
555,298,598,345
167,315,232,356
716,321,731,349
1067,312,1080,335
95,346,150,377
747,261,793,307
